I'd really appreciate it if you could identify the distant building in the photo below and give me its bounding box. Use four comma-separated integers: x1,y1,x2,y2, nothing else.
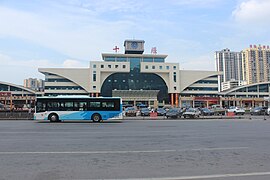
215,48,243,91
0,81,43,109
242,45,270,84
221,79,247,91
23,78,44,91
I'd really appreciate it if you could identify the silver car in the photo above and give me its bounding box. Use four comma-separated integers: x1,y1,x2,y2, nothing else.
182,108,201,119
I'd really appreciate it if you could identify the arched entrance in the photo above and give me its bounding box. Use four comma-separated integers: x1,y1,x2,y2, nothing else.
101,71,169,104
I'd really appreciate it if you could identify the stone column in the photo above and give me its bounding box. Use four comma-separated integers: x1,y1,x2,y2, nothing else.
170,94,174,107
175,93,179,107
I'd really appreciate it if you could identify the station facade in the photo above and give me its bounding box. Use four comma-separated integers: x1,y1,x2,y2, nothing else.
39,40,221,108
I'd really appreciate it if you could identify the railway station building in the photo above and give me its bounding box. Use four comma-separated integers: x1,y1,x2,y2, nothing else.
38,39,221,108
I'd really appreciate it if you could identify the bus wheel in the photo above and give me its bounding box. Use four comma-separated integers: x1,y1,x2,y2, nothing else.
92,113,101,123
49,113,59,122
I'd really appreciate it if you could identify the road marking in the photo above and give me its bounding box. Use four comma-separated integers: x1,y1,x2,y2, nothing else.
101,172,270,180
0,147,248,155
0,130,194,134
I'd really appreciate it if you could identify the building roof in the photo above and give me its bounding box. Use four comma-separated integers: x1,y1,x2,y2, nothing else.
0,81,36,94
219,81,270,95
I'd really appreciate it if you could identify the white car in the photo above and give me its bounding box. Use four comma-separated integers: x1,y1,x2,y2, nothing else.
267,107,270,115
182,108,201,118
227,106,245,115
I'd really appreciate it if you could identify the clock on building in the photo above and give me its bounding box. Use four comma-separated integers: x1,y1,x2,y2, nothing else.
131,42,138,49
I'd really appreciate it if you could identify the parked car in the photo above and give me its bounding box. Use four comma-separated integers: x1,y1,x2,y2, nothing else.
211,104,226,115
250,106,268,115
267,107,270,115
166,108,182,119
227,106,245,115
182,108,201,118
125,107,137,117
140,108,150,116
156,108,166,116
200,108,214,116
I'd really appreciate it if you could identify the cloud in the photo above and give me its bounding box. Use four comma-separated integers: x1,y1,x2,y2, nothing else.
233,0,270,26
0,53,53,84
0,5,133,60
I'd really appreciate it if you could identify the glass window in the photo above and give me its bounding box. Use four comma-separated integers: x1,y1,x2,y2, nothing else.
129,58,141,70
173,72,177,82
101,65,104,68
123,65,126,68
154,58,164,62
247,86,257,92
36,102,46,112
143,58,153,62
93,73,96,82
108,65,112,68
115,65,119,68
89,102,101,108
102,102,114,108
173,66,177,70
116,57,127,62
93,64,96,68
104,57,115,61
93,86,96,90
145,65,149,69
65,102,73,111
259,84,268,92
166,66,170,70
152,66,155,69
74,102,87,111
159,66,162,70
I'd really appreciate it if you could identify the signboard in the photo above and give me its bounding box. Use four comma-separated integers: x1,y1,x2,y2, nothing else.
194,97,219,101
0,92,12,97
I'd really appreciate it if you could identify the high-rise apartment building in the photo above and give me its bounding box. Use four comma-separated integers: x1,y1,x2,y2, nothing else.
215,48,243,91
23,78,44,91
242,45,270,84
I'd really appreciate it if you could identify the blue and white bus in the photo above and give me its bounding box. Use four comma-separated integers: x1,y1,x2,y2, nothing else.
34,96,122,122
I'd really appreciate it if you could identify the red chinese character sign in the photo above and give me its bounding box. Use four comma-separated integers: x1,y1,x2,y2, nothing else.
113,46,119,53
151,47,157,54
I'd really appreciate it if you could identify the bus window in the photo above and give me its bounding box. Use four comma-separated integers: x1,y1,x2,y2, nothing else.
58,102,65,111
47,102,58,111
74,102,87,111
36,102,46,112
64,102,73,111
89,102,101,109
102,101,114,108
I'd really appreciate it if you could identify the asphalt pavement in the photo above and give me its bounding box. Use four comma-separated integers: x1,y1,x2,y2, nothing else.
0,117,270,180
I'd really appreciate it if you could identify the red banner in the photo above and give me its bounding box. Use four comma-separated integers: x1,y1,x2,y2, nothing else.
194,97,219,101
0,92,12,97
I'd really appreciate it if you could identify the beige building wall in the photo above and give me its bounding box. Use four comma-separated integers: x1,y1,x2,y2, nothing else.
39,68,90,93
179,70,222,92
89,61,130,93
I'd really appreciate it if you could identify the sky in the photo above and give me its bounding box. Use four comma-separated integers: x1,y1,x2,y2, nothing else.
0,0,270,85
